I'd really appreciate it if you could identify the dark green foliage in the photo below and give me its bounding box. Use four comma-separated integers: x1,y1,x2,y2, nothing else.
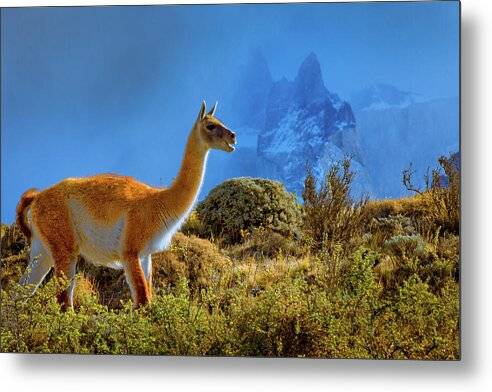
197,177,302,244
0,249,459,358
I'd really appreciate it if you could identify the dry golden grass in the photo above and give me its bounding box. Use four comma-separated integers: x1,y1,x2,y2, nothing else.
73,274,99,307
363,195,427,221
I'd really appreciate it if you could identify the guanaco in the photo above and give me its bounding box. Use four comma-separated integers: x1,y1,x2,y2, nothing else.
16,101,236,309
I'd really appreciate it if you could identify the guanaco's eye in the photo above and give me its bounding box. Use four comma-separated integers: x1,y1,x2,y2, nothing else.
206,124,216,131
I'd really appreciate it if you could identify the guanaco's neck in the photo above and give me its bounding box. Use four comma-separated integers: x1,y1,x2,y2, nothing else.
163,128,209,217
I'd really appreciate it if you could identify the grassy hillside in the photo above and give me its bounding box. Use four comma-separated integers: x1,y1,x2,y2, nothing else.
0,157,460,358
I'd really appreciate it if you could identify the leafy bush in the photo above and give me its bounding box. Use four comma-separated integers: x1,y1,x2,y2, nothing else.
368,213,415,239
371,276,459,359
226,227,304,260
302,158,367,256
362,214,417,252
197,177,302,244
152,233,231,295
180,211,206,237
373,231,457,294
383,234,428,259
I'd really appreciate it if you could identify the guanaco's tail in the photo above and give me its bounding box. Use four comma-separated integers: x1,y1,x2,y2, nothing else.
16,188,39,241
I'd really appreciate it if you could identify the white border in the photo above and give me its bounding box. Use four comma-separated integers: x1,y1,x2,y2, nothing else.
0,0,447,6
2,0,492,391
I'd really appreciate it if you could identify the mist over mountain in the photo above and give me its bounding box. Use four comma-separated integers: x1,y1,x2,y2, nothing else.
351,83,422,111
353,86,459,198
215,52,458,202
230,49,274,130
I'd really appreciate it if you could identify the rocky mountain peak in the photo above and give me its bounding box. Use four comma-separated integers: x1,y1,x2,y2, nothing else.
294,52,328,105
257,52,370,197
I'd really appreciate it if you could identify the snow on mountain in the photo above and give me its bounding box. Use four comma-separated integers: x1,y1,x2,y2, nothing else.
257,53,372,197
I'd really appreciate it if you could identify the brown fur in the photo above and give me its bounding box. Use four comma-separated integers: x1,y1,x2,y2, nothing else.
16,188,39,241
17,101,236,309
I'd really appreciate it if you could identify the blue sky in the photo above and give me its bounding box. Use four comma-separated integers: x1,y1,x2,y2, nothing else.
1,2,459,222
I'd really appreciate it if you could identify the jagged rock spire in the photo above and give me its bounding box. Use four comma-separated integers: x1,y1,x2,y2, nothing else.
294,52,328,105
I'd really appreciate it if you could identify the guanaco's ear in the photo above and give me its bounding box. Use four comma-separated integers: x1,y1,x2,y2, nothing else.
197,100,206,121
207,101,218,117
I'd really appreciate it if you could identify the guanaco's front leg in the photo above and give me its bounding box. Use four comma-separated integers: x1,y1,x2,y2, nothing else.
140,254,153,300
124,254,151,307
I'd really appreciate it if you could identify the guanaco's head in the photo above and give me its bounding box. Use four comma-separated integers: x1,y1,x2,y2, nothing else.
195,101,236,152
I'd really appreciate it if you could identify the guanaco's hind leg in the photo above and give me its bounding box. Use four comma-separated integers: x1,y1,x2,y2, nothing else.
20,238,53,292
44,252,77,311
124,255,151,307
32,195,78,310
140,254,153,299
67,260,77,308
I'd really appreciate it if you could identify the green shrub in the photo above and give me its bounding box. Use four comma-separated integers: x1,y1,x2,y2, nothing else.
180,211,206,237
197,177,302,244
152,233,231,296
371,275,459,359
226,227,305,260
302,158,367,257
383,234,428,259
365,215,416,248
374,232,457,294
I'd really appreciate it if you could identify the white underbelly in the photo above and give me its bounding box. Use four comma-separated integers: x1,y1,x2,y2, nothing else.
70,200,125,269
68,200,193,267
